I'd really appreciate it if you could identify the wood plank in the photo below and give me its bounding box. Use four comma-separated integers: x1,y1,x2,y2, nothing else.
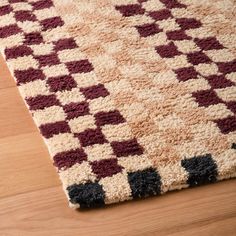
0,132,60,199
169,218,236,236
0,55,15,89
0,180,235,236
0,87,37,138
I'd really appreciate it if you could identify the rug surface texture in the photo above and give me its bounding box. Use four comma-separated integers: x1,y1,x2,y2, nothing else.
0,0,236,208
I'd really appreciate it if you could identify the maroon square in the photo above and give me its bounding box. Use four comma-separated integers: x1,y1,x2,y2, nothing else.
5,45,33,60
15,11,37,22
187,51,211,65
115,4,145,17
215,116,236,134
26,94,60,110
31,0,53,10
63,101,89,120
217,60,236,75
155,42,181,58
47,75,77,92
36,53,60,67
41,17,64,31
80,84,109,100
192,89,223,107
160,0,186,8
175,66,198,81
194,37,224,51
111,139,143,157
0,24,21,38
8,0,27,3
91,158,123,179
149,9,172,21
95,110,125,126
226,101,236,114
53,148,87,170
9,0,26,2
166,29,191,41
206,75,234,89
66,59,93,74
136,23,162,37
39,121,70,138
0,5,12,16
24,32,44,45
54,38,77,51
176,18,202,30
14,68,45,85
76,128,107,147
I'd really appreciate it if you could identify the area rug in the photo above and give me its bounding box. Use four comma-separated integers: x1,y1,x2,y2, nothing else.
0,0,236,209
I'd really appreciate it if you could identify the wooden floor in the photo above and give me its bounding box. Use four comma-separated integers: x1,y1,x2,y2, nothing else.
0,54,235,236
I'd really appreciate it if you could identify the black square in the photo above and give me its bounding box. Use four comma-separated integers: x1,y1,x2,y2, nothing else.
67,182,105,208
128,168,161,199
231,143,236,149
181,154,218,187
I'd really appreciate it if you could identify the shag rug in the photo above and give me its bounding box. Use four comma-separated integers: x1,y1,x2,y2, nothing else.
0,0,236,209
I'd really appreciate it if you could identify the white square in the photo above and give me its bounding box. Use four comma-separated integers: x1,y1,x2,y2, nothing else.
99,172,132,204
33,105,66,126
0,13,16,27
58,48,86,63
45,133,80,156
19,79,50,98
8,55,39,71
12,2,32,11
34,7,58,21
195,63,218,76
18,21,42,34
56,87,85,105
73,71,98,88
43,64,69,78
165,54,191,70
68,115,96,133
175,40,199,54
59,162,96,188
102,123,133,142
158,18,180,32
30,43,54,56
85,143,114,162
89,97,116,114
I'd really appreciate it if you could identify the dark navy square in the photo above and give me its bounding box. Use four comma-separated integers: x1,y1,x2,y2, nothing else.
231,143,236,149
128,168,161,199
67,182,105,208
181,154,218,187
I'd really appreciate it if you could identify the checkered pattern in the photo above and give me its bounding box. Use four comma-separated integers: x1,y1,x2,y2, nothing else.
0,0,235,208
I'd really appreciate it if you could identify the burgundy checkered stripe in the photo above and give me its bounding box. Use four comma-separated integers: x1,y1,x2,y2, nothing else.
115,0,236,134
0,0,144,178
